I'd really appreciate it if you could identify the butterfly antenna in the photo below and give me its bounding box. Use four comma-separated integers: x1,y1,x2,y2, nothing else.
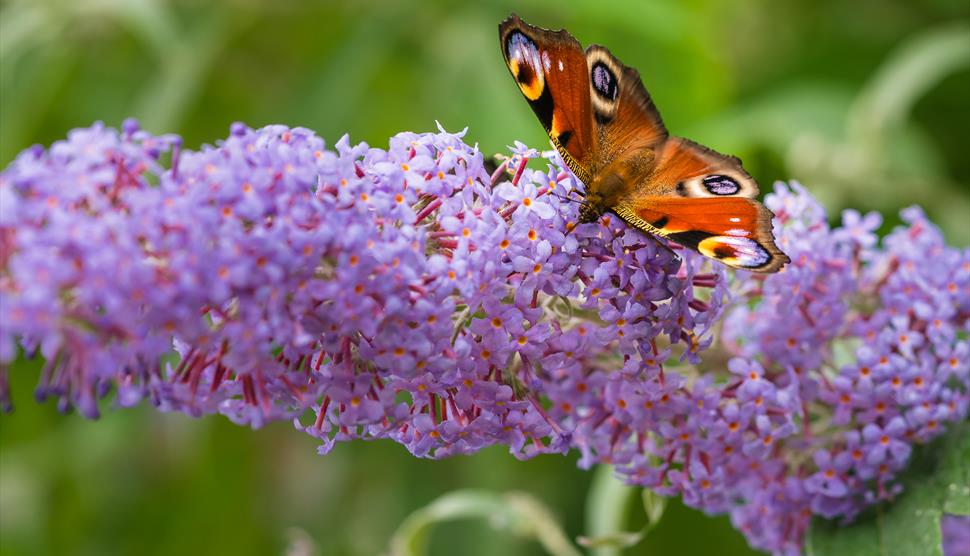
545,189,586,205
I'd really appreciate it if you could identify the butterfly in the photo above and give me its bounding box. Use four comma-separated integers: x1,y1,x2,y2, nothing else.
499,14,789,272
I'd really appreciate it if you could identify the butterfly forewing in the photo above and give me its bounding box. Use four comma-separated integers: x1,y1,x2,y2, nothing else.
499,15,596,184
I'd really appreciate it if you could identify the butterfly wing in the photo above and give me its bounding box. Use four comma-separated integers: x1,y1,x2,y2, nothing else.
499,14,596,184
568,45,673,217
643,137,761,198
614,138,789,272
615,196,787,272
584,45,668,163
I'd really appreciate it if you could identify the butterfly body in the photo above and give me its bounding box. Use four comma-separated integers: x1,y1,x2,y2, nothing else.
499,14,789,272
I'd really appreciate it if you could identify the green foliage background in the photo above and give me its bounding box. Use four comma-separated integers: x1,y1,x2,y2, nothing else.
0,1,967,555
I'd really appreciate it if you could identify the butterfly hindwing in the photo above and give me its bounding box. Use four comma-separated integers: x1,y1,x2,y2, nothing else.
642,137,760,198
614,196,788,272
499,14,596,184
615,139,788,272
584,45,668,165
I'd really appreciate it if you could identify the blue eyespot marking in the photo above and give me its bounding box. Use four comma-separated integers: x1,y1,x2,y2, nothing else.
591,63,618,101
702,175,740,195
699,235,770,268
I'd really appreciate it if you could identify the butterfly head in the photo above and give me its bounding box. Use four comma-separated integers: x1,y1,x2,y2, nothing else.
578,199,603,224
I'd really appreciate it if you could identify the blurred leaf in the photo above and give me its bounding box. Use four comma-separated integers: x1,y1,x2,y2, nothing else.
0,0,203,160
132,8,242,133
581,465,635,556
940,421,970,516
387,489,582,556
82,0,178,55
641,489,666,529
560,1,692,45
807,421,970,556
0,1,59,62
283,527,319,556
293,3,409,139
688,82,854,154
849,22,970,141
831,337,865,369
579,465,665,555
0,45,75,163
577,531,644,551
0,0,176,61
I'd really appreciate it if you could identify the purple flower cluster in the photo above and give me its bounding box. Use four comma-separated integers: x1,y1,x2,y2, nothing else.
0,121,723,457
2,122,966,555
710,183,970,553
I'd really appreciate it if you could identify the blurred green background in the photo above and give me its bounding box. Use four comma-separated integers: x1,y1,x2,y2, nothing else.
0,1,968,555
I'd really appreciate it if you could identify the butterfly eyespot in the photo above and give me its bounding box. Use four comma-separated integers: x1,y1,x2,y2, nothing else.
698,236,770,268
712,244,736,259
702,175,740,195
505,31,529,60
506,32,545,99
516,58,537,84
591,62,618,101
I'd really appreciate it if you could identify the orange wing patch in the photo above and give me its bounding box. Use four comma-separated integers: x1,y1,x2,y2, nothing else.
614,197,788,272
648,138,759,199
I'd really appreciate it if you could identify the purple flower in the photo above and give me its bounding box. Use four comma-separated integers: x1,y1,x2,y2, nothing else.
833,208,882,249
861,417,912,466
494,180,557,219
943,514,970,556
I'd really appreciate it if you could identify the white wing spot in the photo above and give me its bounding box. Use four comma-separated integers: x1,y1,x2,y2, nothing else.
558,60,564,71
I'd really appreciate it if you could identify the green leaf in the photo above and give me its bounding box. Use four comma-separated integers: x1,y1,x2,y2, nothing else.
641,489,666,530
581,465,637,555
831,337,864,370
940,421,970,516
808,420,970,556
579,465,666,555
386,489,582,556
577,531,647,551
849,23,970,140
